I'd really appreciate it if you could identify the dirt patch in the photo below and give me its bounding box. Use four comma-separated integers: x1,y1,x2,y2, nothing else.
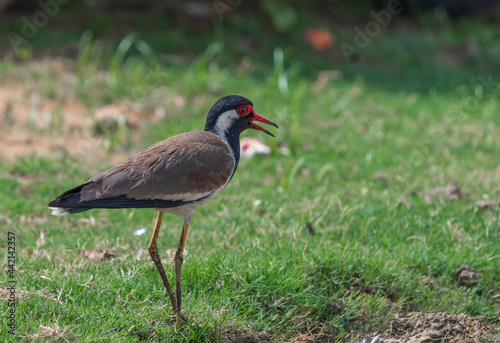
83,248,117,261
26,323,76,342
358,311,499,343
455,265,480,287
476,199,500,209
290,322,332,343
0,58,158,163
425,182,461,204
221,329,272,343
224,311,499,343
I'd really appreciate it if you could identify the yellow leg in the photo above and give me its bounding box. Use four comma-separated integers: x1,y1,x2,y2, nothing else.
148,212,177,315
174,215,191,327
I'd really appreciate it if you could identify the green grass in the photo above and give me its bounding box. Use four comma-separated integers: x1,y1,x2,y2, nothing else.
1,11,500,342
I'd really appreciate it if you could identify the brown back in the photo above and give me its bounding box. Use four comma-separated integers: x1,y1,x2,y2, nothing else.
79,131,234,201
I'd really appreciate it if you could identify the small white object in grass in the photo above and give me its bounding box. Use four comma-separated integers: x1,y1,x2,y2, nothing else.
279,145,290,156
240,138,271,158
133,228,147,236
361,337,384,343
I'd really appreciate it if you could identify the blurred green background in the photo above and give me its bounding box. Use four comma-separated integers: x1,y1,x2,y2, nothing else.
1,1,499,342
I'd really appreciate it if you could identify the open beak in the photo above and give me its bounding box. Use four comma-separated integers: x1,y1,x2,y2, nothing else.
250,113,279,137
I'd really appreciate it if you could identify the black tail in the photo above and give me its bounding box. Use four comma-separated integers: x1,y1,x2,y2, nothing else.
49,184,90,214
49,183,206,215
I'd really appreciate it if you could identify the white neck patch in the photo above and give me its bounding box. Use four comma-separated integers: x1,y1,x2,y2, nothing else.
214,109,239,140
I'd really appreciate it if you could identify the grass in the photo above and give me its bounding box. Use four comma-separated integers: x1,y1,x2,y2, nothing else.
1,8,500,342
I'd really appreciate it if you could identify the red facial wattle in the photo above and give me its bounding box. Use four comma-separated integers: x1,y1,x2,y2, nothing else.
237,105,278,137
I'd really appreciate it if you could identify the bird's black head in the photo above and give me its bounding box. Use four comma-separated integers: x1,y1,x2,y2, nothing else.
204,95,278,138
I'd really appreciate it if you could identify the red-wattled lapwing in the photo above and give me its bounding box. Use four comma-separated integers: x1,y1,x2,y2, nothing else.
48,95,278,325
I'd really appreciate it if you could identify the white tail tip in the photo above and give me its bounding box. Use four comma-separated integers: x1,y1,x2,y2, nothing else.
49,207,69,216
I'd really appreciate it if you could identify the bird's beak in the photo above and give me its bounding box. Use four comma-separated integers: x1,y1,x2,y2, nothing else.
250,113,279,137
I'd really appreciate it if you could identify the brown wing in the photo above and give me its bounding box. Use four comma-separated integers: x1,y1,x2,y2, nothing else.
49,131,234,212
83,130,234,200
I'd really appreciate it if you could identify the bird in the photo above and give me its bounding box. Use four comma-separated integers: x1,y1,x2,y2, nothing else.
48,95,278,325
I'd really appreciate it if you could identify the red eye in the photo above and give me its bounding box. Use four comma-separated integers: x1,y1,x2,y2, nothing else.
237,106,250,117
